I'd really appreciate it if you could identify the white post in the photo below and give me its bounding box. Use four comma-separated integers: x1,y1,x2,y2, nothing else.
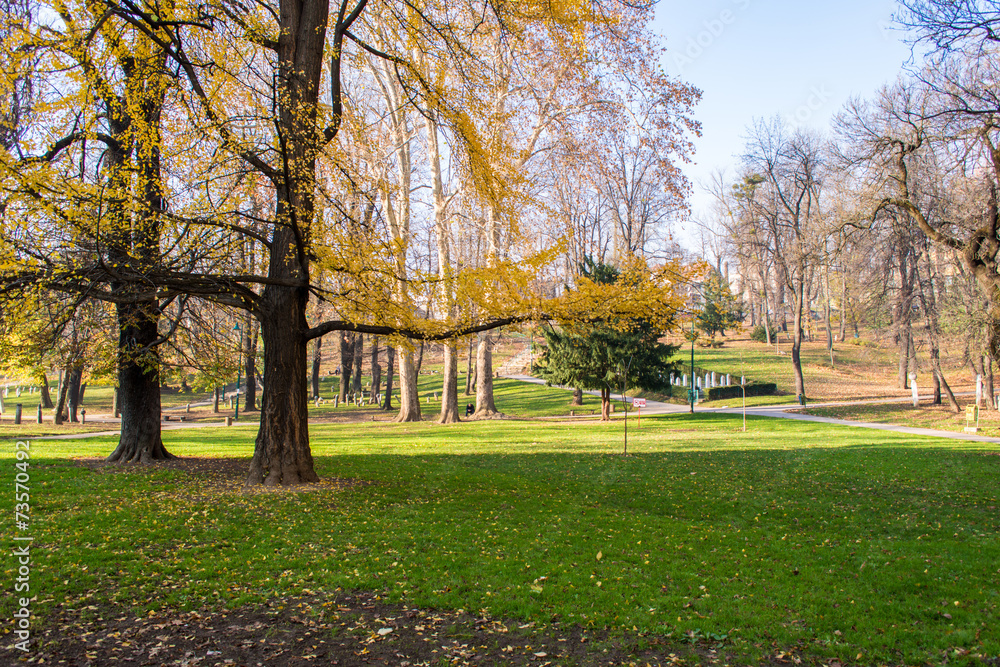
682,375,688,387
909,372,918,407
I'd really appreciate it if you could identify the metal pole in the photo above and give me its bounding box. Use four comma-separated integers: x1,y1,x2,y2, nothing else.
689,315,695,414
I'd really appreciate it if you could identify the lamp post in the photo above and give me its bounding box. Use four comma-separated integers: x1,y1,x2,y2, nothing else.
234,322,242,420
690,306,696,414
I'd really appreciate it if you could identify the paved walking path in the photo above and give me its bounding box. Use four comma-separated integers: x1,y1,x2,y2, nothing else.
29,377,1000,446
502,374,1000,445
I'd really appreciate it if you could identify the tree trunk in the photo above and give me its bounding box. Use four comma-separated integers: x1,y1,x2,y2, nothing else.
932,365,942,405
571,387,583,406
338,331,354,404
474,333,499,417
351,334,364,394
395,345,421,422
371,336,382,402
37,373,53,409
213,386,220,413
824,261,834,366
439,342,460,423
53,366,70,425
106,301,173,463
983,354,1000,411
244,286,318,486
931,349,961,413
600,386,611,421
383,344,395,410
243,319,259,411
415,340,425,375
465,337,474,395
839,278,848,342
311,335,323,399
791,281,806,401
67,366,83,423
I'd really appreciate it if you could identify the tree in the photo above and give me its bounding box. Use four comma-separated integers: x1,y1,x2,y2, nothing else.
696,272,744,338
533,260,679,420
0,0,698,485
739,118,827,401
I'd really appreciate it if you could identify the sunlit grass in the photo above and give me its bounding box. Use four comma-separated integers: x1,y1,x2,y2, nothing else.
2,414,998,665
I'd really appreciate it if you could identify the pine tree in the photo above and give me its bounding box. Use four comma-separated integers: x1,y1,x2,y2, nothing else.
533,260,679,420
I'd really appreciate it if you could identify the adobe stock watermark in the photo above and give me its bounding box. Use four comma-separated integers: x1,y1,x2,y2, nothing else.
671,0,753,75
12,440,32,653
785,84,834,128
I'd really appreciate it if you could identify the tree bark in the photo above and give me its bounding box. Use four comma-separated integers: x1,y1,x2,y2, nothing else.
987,354,998,412
395,345,421,422
351,333,364,394
371,336,382,403
439,342,460,423
571,387,583,406
245,284,318,486
106,301,174,463
66,366,82,423
213,386,220,413
338,331,354,403
474,333,499,417
311,335,323,399
38,373,53,409
415,340,425,375
465,337,474,395
791,280,806,401
53,366,70,425
600,386,611,421
383,344,395,410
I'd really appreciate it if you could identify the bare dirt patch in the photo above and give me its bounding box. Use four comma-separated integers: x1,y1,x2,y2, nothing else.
75,456,374,496
16,591,744,667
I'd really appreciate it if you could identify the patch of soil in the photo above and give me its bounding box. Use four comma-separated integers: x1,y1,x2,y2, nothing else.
10,591,740,667
75,457,374,496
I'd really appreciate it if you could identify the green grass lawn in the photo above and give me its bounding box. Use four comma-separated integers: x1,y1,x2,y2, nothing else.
803,402,1000,437
2,414,998,665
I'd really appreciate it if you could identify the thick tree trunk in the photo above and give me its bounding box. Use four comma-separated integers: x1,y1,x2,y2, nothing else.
38,373,53,409
53,366,70,425
213,386,220,413
439,342,460,423
474,333,499,417
395,345,421,422
571,387,584,406
383,344,395,410
245,286,318,486
985,354,997,412
311,335,323,399
107,301,173,463
371,336,382,402
600,386,611,421
351,334,364,394
338,332,354,404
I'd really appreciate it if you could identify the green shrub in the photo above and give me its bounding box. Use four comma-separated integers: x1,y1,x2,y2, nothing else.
750,325,775,343
705,382,777,401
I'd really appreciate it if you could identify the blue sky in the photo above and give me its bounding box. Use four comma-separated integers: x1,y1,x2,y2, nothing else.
650,0,917,247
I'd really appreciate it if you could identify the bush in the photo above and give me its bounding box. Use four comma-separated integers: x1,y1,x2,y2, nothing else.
705,383,777,401
750,325,775,343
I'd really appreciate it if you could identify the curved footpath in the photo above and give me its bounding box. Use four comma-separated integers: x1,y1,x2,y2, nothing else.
31,377,1000,446
503,374,1000,446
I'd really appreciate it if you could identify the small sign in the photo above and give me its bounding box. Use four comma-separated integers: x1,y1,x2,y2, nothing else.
965,405,980,433
633,398,646,408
